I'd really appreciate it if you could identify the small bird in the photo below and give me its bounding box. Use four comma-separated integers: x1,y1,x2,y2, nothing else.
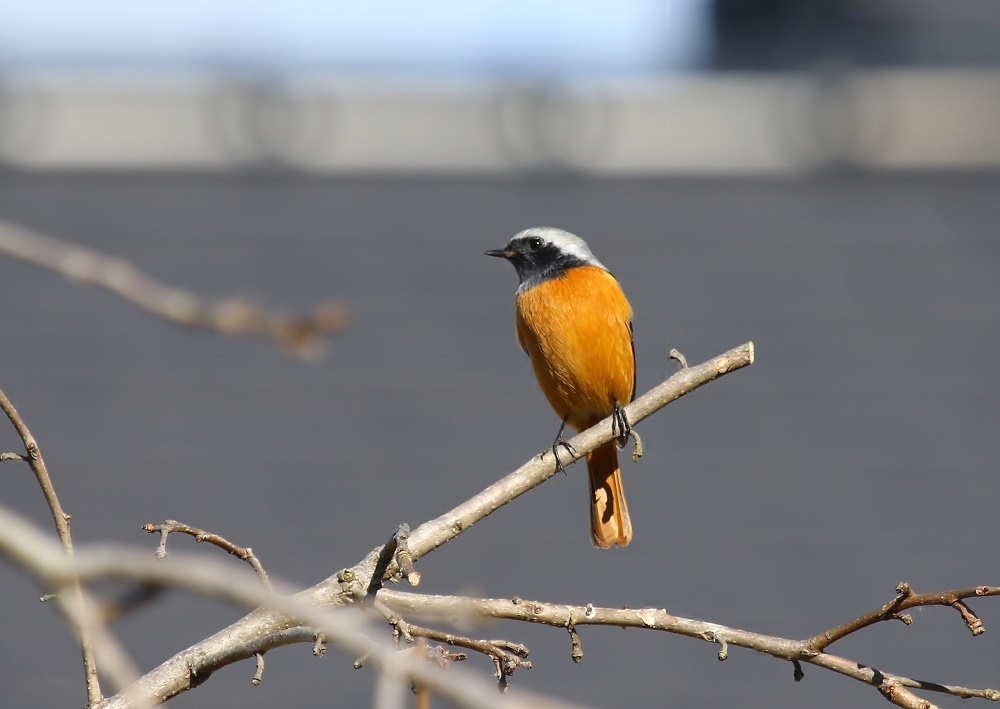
486,227,635,548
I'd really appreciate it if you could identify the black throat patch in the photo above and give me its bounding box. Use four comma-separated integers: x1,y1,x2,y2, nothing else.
512,241,590,293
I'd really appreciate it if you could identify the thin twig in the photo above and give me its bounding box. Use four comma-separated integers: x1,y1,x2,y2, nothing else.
370,597,415,644
0,386,102,706
393,524,421,587
0,219,349,359
566,617,583,664
808,582,1000,652
141,520,272,591
404,624,531,691
367,586,532,692
313,632,327,656
368,524,421,597
251,653,264,686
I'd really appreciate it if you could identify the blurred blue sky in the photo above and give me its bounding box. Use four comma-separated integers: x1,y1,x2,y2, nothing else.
0,0,710,75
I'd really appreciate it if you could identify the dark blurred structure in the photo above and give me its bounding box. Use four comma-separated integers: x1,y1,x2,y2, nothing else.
712,0,1000,69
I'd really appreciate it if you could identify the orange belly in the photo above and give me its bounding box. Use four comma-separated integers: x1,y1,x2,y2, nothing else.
514,264,635,430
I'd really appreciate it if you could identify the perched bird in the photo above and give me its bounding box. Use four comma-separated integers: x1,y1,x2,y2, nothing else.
486,227,635,548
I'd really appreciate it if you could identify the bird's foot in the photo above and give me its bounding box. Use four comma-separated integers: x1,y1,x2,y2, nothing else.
551,438,577,474
612,401,643,462
547,420,576,474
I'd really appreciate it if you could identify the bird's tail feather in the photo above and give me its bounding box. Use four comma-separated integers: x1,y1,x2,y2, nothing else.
587,441,632,548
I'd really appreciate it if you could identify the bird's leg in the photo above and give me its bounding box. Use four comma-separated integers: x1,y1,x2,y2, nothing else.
611,401,631,446
612,400,643,463
548,419,576,474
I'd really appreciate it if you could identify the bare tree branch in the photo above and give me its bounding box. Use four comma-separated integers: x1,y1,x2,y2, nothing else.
0,386,102,706
377,588,1000,707
141,520,272,591
4,337,995,708
0,219,349,359
403,624,531,692
808,581,998,651
0,504,588,709
81,342,753,706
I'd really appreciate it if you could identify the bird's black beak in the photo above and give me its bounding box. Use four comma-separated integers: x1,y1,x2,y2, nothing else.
485,248,514,259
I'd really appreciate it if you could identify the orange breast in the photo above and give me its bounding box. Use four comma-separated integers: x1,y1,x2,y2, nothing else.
515,265,635,432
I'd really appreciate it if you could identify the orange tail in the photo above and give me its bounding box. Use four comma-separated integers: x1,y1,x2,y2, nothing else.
587,441,632,548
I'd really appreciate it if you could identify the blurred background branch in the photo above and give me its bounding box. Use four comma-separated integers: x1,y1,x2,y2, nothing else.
0,385,101,705
0,220,348,359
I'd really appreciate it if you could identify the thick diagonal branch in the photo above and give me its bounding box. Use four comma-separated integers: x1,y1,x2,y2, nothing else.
403,342,755,562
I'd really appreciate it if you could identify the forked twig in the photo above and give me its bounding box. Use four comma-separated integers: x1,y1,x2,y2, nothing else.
0,386,102,705
808,582,999,652
141,520,272,591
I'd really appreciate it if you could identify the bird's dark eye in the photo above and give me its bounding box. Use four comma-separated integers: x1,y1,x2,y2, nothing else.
526,237,543,253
